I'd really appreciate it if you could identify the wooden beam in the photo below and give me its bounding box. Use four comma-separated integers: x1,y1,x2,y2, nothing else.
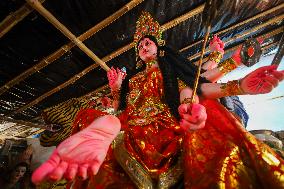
180,2,284,52
0,0,144,96
8,8,284,115
2,2,283,96
0,0,45,38
11,26,283,116
26,0,110,71
8,4,206,115
187,14,284,61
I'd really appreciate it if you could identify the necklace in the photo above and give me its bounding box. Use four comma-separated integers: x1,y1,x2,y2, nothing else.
145,60,158,69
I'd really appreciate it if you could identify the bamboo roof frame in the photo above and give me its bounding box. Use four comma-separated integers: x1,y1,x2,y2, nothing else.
7,4,206,115
26,0,111,71
1,3,283,96
188,14,284,61
0,0,46,39
80,26,284,100
0,0,144,96
179,2,284,53
10,21,284,116
32,30,282,115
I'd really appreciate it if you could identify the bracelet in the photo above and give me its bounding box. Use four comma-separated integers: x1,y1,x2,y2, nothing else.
217,58,238,75
220,80,244,96
181,97,192,104
111,89,121,101
208,51,223,64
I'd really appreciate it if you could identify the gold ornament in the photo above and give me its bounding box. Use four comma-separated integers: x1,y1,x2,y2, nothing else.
220,80,244,96
208,51,223,64
217,58,238,74
134,11,164,56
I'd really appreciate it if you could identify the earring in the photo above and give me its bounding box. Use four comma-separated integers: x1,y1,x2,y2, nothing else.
159,50,165,57
136,60,143,69
158,40,165,46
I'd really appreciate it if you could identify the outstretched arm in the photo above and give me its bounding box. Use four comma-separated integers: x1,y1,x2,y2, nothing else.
200,35,243,82
32,115,121,185
201,65,284,99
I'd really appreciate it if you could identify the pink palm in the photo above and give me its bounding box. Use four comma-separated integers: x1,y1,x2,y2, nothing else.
32,115,121,184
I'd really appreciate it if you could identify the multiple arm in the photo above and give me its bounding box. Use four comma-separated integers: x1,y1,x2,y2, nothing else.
201,65,284,99
107,67,126,111
201,35,243,82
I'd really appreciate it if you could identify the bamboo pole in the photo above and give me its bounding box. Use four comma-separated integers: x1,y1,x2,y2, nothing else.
78,27,284,101
0,115,58,132
180,2,284,52
7,5,206,115
26,0,110,71
1,3,283,97
0,0,144,96
0,0,46,38
8,10,284,115
20,27,284,117
187,14,284,61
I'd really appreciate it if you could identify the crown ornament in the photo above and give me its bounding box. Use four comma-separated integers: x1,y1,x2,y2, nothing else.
134,11,164,52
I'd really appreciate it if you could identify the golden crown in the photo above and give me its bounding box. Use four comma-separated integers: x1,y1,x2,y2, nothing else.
133,11,164,51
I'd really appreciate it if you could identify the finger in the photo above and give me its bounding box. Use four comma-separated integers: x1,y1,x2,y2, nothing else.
259,82,273,94
271,70,284,81
32,150,61,185
219,41,225,49
48,161,68,182
89,161,101,175
263,75,279,88
189,122,206,130
254,65,277,75
181,114,198,123
178,104,189,115
65,163,78,181
180,119,192,131
78,164,89,180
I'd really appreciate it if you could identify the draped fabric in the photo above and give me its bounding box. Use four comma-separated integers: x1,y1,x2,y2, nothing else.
71,67,283,189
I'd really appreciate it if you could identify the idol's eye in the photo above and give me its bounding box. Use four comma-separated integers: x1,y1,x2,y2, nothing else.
145,41,149,46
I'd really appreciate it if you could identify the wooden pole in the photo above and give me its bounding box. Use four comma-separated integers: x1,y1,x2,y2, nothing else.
180,3,284,52
21,27,284,118
26,0,110,71
0,0,46,38
0,0,143,96
8,9,284,115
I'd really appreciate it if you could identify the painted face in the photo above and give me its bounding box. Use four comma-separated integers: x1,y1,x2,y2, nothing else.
138,38,158,62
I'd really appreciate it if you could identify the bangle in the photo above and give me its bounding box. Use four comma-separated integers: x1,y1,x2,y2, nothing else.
208,51,223,64
217,58,238,75
111,89,121,101
181,97,192,104
220,80,244,96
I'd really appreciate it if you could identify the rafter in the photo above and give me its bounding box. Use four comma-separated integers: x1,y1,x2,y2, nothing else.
0,0,144,96
2,3,283,97
180,2,284,52
0,0,46,38
7,4,206,115
9,19,284,115
188,14,284,61
84,27,284,99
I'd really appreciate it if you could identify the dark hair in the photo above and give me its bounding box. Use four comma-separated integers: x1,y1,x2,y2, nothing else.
14,162,29,170
119,35,210,119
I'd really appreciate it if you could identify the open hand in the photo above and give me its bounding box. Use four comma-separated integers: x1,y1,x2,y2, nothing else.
32,115,121,185
107,67,126,91
240,65,284,95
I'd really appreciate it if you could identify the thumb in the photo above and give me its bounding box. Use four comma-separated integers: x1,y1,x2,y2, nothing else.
32,150,60,185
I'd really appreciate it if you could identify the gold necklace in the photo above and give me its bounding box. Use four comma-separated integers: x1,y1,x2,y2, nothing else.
145,60,158,68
